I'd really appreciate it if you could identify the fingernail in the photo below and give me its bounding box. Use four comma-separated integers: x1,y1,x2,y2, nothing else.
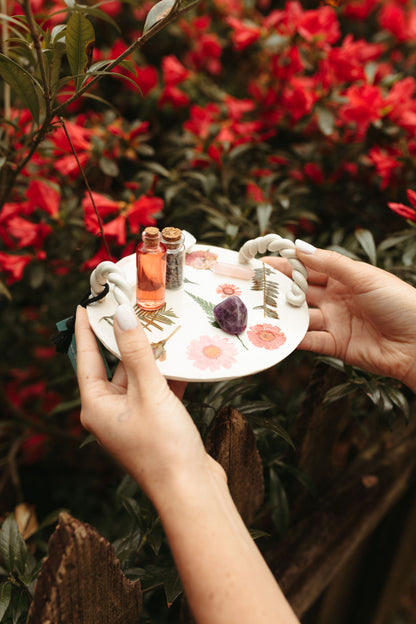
115,304,138,331
295,239,317,255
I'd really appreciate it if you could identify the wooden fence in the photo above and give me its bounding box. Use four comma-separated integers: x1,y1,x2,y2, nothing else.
27,364,416,623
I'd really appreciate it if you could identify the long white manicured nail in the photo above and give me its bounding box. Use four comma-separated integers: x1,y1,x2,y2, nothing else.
295,239,317,255
115,304,138,331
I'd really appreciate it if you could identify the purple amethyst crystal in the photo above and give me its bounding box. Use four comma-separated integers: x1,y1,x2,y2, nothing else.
213,295,248,335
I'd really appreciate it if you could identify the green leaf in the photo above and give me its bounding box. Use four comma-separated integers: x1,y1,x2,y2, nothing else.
77,5,120,31
316,106,335,136
248,414,294,448
143,0,175,33
316,355,345,372
383,385,409,420
121,497,143,525
79,433,96,448
0,280,12,301
323,382,355,405
184,291,216,324
161,568,182,607
355,228,377,265
256,203,272,235
147,529,162,556
269,467,290,537
0,515,27,574
0,581,12,621
65,12,95,90
0,53,40,123
249,528,270,540
10,586,30,624
99,156,119,177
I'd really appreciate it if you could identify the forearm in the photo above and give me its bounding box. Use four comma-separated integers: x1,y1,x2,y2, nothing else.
152,465,299,624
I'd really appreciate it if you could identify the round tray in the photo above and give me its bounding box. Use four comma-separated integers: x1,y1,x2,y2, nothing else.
87,244,309,382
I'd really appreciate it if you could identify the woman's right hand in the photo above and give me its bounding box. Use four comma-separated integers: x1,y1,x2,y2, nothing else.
264,243,416,392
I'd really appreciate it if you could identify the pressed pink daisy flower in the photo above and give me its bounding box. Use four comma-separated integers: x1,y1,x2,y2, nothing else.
185,250,218,269
186,335,238,371
247,323,286,350
216,283,242,298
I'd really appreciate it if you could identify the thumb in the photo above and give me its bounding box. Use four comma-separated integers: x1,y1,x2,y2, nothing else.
295,241,371,289
113,303,163,394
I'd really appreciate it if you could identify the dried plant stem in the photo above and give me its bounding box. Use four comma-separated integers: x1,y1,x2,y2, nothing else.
0,435,25,501
53,0,201,117
0,0,201,208
59,117,112,259
1,0,10,119
23,0,51,115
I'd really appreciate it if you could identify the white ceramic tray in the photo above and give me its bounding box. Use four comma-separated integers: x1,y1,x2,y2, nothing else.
87,244,309,382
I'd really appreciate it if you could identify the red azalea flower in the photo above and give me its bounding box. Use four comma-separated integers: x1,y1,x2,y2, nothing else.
323,35,383,84
26,180,60,218
127,195,163,230
226,17,262,51
162,55,190,86
6,216,51,249
388,189,416,222
271,46,304,82
99,0,122,17
82,245,118,271
368,147,401,190
130,65,158,96
82,191,162,245
385,77,416,134
159,85,190,108
379,4,416,43
297,5,340,47
0,252,32,283
282,77,318,124
304,163,324,184
224,95,254,120
344,0,378,21
187,33,222,75
247,182,266,203
20,433,49,465
338,84,384,137
34,346,57,360
184,104,221,140
51,120,96,178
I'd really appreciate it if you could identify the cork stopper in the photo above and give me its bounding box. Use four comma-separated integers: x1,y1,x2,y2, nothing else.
144,226,159,238
162,227,182,242
142,226,160,248
161,227,183,249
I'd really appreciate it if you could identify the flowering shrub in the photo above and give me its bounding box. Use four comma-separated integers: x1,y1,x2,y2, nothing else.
2,0,416,619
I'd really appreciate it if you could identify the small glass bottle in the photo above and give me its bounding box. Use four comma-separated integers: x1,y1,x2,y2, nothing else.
136,227,166,310
161,227,185,290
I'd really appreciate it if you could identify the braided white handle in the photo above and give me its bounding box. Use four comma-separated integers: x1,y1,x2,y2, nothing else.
90,261,133,306
238,234,308,307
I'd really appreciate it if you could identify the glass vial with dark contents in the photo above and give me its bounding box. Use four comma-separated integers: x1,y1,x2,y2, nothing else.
161,227,185,290
136,227,166,310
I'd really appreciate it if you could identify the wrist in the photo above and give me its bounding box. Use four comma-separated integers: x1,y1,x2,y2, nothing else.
149,456,228,518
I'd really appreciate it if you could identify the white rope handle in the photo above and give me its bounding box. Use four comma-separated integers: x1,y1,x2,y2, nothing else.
238,234,308,307
90,261,132,306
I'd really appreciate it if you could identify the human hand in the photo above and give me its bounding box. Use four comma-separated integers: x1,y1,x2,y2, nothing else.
75,304,222,504
264,242,416,392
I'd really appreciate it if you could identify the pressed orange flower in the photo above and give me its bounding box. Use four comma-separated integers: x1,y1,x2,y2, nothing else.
247,324,286,350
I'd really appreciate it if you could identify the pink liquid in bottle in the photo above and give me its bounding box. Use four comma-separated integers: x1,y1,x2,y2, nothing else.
136,227,166,310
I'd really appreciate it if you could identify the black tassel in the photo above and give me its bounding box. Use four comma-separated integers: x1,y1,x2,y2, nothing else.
52,283,110,355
